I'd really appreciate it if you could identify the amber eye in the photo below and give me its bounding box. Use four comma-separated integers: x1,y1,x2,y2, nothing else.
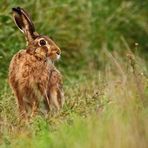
39,39,46,46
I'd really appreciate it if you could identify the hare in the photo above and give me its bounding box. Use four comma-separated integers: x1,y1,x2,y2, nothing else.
8,7,64,118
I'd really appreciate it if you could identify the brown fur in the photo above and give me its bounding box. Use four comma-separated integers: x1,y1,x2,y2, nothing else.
9,7,64,118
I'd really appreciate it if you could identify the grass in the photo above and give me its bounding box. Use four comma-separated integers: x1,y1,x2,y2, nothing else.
0,0,148,148
0,49,147,148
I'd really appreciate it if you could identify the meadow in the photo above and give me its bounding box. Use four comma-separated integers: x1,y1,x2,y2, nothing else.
0,0,148,147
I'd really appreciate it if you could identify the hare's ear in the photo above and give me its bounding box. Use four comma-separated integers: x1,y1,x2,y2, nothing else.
12,7,39,43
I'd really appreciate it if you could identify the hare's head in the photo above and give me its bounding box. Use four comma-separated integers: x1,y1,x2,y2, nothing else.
12,7,61,61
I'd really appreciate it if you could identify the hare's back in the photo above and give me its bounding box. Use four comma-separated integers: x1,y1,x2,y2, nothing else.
9,49,28,80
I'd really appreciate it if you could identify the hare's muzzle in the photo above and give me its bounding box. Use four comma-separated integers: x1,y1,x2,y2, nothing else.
47,46,61,61
56,50,61,55
56,50,61,59
55,48,61,60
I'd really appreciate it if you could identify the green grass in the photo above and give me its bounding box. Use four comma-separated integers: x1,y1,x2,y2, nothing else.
0,0,148,148
0,50,147,148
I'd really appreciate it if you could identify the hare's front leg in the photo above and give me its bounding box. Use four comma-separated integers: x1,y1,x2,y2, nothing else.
44,87,61,112
49,87,60,111
57,88,64,108
48,70,64,111
43,94,50,112
37,83,51,112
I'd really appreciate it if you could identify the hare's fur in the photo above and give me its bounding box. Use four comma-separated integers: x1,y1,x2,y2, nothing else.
9,7,64,118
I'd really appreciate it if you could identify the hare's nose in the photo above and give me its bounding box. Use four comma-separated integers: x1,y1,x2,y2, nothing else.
56,50,61,55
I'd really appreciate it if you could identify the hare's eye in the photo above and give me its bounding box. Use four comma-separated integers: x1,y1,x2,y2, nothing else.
39,39,46,46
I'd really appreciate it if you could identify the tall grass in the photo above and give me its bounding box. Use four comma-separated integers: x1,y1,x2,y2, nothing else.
0,0,148,147
0,49,147,147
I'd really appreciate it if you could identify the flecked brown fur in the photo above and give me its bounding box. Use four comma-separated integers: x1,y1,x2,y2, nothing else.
9,7,64,118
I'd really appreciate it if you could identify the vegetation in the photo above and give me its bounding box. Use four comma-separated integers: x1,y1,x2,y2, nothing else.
0,0,147,147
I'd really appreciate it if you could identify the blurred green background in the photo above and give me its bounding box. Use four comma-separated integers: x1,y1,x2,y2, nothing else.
0,1,148,147
0,0,148,87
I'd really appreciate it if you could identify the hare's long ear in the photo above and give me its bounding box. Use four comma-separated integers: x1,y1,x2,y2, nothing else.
12,7,39,43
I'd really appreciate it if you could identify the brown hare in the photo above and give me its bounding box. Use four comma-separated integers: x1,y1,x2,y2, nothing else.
8,7,64,118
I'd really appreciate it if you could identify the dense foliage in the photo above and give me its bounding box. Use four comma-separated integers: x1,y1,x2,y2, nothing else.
0,0,147,147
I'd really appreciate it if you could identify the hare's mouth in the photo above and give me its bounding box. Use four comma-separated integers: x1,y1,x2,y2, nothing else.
47,53,60,61
56,54,61,60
